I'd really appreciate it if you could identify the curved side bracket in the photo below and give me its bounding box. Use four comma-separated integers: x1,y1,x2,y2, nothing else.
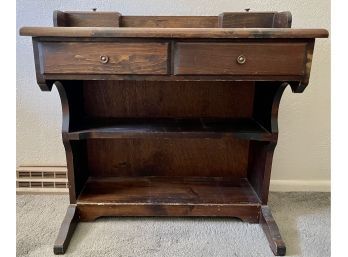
252,81,288,137
54,81,76,203
53,80,88,204
289,81,308,93
248,81,289,204
38,81,54,91
54,81,70,133
270,82,288,134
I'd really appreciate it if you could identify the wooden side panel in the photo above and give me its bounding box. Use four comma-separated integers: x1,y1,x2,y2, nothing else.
40,42,169,75
218,12,292,29
86,138,249,178
247,83,288,204
174,42,307,75
273,12,292,28
83,80,255,118
55,81,89,203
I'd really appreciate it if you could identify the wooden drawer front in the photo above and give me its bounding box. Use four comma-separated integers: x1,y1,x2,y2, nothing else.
174,43,307,75
40,42,169,75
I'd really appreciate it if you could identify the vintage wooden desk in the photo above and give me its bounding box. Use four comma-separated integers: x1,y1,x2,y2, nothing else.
20,10,328,256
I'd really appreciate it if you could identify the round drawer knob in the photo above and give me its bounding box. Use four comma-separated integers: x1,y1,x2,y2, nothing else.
100,55,109,64
236,55,246,64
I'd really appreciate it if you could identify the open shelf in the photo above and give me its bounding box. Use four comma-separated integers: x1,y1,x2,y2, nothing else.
77,176,261,206
67,118,273,141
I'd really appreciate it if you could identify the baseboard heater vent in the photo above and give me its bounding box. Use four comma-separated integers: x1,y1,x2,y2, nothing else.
16,166,68,193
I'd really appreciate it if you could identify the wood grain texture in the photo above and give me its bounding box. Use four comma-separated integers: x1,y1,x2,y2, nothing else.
82,80,255,118
260,206,286,256
218,12,292,29
19,27,329,39
121,16,218,28
53,205,79,255
40,42,168,75
86,138,249,178
78,203,260,223
174,42,307,75
53,11,121,27
78,177,259,204
218,12,276,28
77,177,260,222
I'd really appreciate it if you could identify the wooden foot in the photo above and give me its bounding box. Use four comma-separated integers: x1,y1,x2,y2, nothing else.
53,204,79,255
260,205,286,256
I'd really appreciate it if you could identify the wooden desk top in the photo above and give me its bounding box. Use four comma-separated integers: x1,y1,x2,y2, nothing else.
20,27,328,39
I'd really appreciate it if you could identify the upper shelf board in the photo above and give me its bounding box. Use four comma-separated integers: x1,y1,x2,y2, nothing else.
20,27,329,39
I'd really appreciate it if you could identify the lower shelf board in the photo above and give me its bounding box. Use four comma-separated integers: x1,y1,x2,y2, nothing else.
76,176,261,221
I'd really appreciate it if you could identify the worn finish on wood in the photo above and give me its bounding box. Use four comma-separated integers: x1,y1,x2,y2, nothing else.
20,10,328,255
174,42,307,75
19,27,329,39
77,177,260,222
121,15,218,28
219,12,274,28
273,12,292,28
78,177,258,204
53,11,121,27
40,42,168,75
218,11,292,29
78,203,260,223
260,206,286,256
290,39,315,93
53,205,79,254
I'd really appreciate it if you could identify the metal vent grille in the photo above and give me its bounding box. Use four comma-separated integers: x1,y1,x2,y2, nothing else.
16,166,68,193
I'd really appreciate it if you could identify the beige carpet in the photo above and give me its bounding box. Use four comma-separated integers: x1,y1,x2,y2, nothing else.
16,192,330,257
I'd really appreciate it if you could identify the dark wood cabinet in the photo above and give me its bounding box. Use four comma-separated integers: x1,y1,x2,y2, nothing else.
20,10,328,256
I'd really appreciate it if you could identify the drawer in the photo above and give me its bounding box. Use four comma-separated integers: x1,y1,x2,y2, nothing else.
39,42,169,75
174,43,307,75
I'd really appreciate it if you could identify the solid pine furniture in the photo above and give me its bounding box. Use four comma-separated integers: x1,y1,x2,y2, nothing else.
20,10,328,256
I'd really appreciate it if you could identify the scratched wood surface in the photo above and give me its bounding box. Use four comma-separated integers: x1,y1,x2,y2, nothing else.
40,42,168,75
20,27,329,38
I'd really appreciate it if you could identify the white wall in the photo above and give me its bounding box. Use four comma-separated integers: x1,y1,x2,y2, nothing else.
16,0,330,190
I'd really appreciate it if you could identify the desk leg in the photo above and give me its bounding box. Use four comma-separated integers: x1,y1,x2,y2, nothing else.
260,205,286,256
53,204,79,255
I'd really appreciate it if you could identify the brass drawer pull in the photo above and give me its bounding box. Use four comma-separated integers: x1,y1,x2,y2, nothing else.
100,55,109,64
236,55,246,64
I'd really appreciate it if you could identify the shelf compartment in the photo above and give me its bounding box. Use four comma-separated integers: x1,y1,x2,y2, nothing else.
67,118,273,141
77,176,261,219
